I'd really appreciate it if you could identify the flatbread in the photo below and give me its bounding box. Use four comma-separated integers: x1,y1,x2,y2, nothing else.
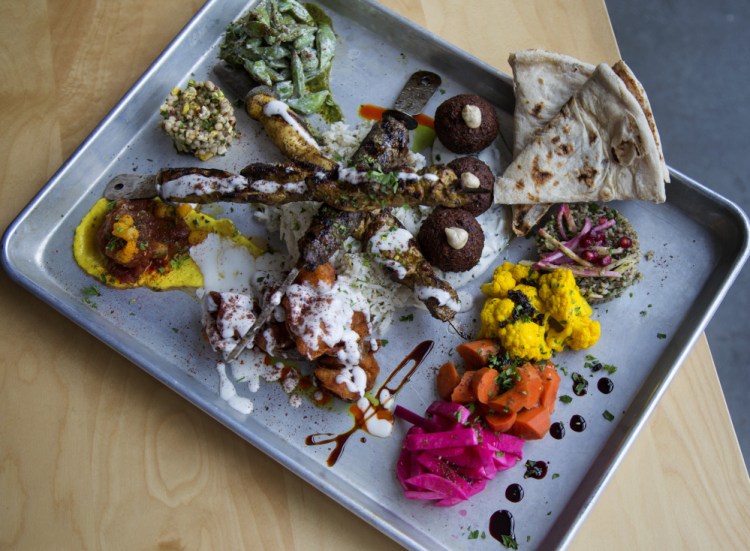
611,60,670,184
510,50,596,156
495,63,667,205
508,50,595,235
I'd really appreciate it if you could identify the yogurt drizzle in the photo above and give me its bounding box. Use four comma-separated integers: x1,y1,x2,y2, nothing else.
263,99,320,150
161,172,248,198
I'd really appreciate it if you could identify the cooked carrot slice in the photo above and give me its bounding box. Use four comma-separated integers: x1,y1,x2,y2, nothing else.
538,361,561,413
455,340,500,370
509,405,551,440
471,367,500,404
436,361,461,401
450,370,477,404
485,410,517,433
486,363,543,413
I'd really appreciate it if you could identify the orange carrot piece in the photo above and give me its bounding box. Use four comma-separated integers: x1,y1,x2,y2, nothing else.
455,340,500,370
450,370,477,404
485,410,517,433
538,361,561,413
471,367,500,404
486,363,543,413
509,405,551,440
436,361,461,401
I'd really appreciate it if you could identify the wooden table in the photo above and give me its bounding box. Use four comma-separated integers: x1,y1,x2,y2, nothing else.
1,1,748,549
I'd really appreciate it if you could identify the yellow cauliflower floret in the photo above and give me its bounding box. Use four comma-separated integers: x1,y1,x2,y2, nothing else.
480,263,517,298
498,320,552,360
478,263,601,359
508,263,532,283
478,297,516,338
513,284,542,312
568,317,601,350
538,269,592,321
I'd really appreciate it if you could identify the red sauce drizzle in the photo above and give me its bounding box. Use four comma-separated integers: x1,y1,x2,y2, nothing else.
304,340,434,466
358,104,434,129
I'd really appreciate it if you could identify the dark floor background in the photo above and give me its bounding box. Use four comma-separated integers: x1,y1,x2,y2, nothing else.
607,1,750,463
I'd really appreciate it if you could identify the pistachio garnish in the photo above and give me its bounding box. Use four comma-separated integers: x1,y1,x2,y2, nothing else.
445,227,469,250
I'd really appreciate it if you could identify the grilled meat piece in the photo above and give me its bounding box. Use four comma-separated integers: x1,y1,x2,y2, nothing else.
296,206,367,271
363,211,460,321
156,164,487,212
351,115,410,172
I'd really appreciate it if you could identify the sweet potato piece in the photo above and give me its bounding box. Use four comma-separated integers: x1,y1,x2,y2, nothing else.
509,405,551,440
538,361,561,413
455,340,500,370
487,363,543,413
450,370,476,404
437,361,461,401
471,367,500,404
295,262,335,288
485,410,517,433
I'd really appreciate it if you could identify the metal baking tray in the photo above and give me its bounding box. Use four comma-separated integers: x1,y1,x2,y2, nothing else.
3,0,749,549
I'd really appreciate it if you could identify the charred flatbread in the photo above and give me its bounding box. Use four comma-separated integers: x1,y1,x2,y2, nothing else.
496,63,667,206
508,50,595,235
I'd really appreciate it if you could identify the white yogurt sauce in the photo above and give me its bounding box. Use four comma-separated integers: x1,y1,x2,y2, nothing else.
367,227,414,280
249,180,308,194
284,275,371,397
355,388,396,438
216,362,254,415
161,173,248,198
414,285,461,312
263,99,320,150
190,233,255,294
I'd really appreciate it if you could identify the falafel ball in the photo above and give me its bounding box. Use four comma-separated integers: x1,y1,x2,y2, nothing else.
417,208,484,273
447,156,495,216
434,94,499,154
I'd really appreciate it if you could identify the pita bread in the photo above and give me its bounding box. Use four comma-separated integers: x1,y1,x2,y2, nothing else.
611,60,670,184
510,50,596,155
495,63,667,206
508,50,595,235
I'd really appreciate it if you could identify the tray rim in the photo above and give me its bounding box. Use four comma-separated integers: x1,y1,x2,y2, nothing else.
2,1,750,549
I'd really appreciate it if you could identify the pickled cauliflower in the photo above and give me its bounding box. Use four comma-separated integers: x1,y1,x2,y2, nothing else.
478,262,600,360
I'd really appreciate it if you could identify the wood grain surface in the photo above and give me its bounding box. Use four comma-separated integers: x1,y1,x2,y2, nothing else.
1,1,749,550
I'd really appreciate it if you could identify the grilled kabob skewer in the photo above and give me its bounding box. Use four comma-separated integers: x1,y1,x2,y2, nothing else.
362,211,460,321
146,164,489,212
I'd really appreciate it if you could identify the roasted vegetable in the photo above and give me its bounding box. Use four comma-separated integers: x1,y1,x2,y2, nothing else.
219,0,343,122
478,262,600,359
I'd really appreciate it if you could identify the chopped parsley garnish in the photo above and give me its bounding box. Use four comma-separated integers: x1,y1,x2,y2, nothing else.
657,333,667,339
559,395,573,404
551,473,560,479
399,313,414,322
584,354,617,374
603,410,615,422
380,339,389,347
501,535,518,549
82,286,101,297
468,529,479,540
571,372,588,395
494,364,521,392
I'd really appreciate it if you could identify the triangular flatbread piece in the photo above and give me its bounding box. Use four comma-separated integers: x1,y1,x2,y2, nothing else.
496,63,667,205
508,50,595,235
